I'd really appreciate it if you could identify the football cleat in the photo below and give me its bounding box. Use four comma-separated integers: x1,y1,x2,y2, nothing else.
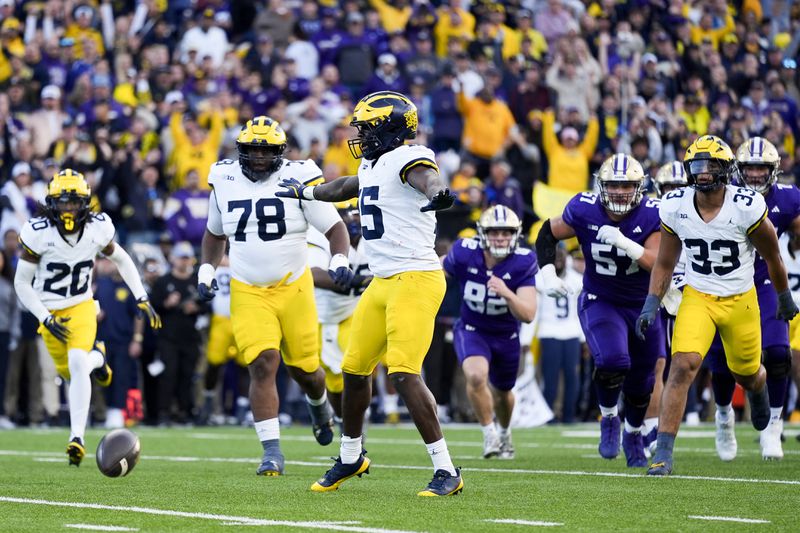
418,468,464,497
598,415,621,459
715,411,737,462
622,430,648,467
307,400,335,446
311,454,370,492
66,437,85,467
760,418,784,461
256,451,285,476
90,341,112,387
746,388,771,431
498,434,515,460
483,432,501,459
646,458,673,476
643,427,658,458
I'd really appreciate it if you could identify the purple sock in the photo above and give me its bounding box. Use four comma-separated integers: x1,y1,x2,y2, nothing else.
766,376,789,409
595,382,621,409
712,371,736,406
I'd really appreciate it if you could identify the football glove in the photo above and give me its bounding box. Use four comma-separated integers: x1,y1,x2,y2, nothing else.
43,315,70,343
350,274,372,290
597,225,644,261
539,264,568,298
777,290,799,321
636,294,661,340
275,178,315,200
420,189,455,212
136,298,162,329
198,279,218,301
329,253,354,288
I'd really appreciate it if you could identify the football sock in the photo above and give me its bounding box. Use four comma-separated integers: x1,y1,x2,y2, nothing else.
255,417,280,443
497,425,510,439
481,423,497,439
426,438,457,476
747,387,770,430
643,417,658,434
67,349,92,441
653,432,675,462
87,347,104,370
766,376,788,409
711,372,736,406
716,403,733,423
306,391,327,406
770,407,783,423
624,420,642,434
599,405,618,418
340,435,363,464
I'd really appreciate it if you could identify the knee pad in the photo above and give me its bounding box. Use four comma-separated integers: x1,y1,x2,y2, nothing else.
624,393,651,409
67,349,91,378
592,368,626,389
763,346,792,379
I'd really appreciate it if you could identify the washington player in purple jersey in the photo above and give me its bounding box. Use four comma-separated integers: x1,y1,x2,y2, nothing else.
705,137,800,461
536,153,664,467
443,206,538,459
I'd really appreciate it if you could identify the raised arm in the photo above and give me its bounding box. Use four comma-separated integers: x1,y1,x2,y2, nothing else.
276,175,360,203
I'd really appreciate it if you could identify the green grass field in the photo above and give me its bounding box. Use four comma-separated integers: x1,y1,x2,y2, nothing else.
0,423,798,532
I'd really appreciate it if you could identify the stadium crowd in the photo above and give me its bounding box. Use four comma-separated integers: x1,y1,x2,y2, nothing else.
0,0,799,435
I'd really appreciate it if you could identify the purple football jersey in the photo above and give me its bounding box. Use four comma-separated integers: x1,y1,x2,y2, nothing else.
562,192,661,307
443,238,538,333
754,184,800,283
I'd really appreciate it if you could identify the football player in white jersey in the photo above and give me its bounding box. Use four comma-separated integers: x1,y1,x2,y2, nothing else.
13,170,161,466
196,116,353,477
636,135,799,476
198,255,251,426
308,200,372,417
277,91,462,496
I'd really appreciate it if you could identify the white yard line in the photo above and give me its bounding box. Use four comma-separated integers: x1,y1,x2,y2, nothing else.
0,497,424,533
65,525,139,531
485,518,564,527
3,449,800,486
687,515,770,524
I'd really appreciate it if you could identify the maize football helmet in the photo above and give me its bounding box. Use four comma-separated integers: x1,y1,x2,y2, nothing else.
236,116,287,182
45,169,91,233
595,153,646,215
735,137,780,194
348,91,418,160
477,205,522,259
653,161,688,198
683,135,736,192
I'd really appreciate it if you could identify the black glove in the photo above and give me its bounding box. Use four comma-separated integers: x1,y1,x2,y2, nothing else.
43,315,70,343
136,298,163,329
275,178,311,200
198,279,218,302
635,294,661,341
420,189,455,212
777,290,799,321
350,274,372,290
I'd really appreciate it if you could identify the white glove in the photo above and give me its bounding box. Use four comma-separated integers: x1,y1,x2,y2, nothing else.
539,264,569,298
596,225,644,261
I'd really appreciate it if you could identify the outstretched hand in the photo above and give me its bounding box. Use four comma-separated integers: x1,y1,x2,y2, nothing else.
421,189,455,212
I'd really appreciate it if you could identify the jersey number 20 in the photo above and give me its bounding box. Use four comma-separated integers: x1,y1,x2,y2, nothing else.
43,260,93,297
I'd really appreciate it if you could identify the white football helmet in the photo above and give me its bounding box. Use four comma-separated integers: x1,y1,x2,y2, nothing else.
653,161,688,198
477,205,522,259
596,153,646,215
736,137,780,194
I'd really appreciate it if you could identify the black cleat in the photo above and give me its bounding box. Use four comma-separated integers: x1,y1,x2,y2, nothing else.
311,454,370,492
417,468,464,496
90,341,113,387
67,437,85,467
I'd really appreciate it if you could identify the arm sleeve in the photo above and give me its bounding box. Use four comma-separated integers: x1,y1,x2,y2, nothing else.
106,244,149,301
207,190,224,235
13,260,50,323
304,201,341,235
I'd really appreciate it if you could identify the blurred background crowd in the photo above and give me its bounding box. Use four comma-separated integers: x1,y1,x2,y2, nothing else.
0,0,799,430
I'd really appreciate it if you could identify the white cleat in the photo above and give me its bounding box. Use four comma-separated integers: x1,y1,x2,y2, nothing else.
498,434,515,460
483,433,501,458
760,418,784,461
715,411,737,462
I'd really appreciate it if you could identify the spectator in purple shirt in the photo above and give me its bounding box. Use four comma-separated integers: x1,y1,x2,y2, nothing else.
484,158,525,221
163,169,209,250
362,53,407,99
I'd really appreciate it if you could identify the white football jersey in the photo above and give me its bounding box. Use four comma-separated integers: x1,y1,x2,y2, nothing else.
779,234,800,307
211,265,232,318
534,265,583,341
19,213,115,310
207,158,341,286
660,184,767,297
307,227,371,324
357,144,441,278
